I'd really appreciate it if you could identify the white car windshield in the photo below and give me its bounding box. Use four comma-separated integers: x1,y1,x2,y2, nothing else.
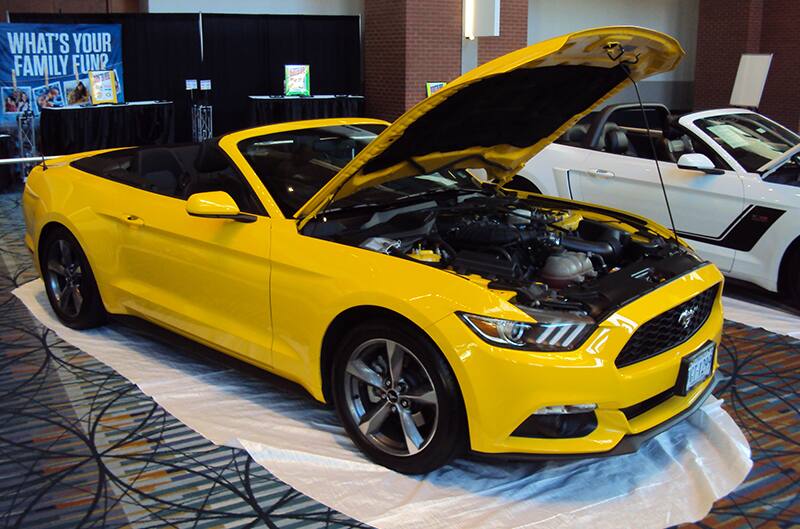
695,113,800,173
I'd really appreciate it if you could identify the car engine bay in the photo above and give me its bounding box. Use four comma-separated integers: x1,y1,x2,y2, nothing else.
304,190,704,321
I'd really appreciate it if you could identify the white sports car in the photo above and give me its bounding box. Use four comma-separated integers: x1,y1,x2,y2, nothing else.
517,105,800,304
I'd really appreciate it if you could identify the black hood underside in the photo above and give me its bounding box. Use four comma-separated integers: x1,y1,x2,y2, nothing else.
362,65,629,175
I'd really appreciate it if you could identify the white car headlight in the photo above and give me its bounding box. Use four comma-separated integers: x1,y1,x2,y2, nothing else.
458,311,595,351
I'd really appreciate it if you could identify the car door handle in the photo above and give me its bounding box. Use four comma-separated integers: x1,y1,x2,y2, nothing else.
124,215,145,227
588,169,615,178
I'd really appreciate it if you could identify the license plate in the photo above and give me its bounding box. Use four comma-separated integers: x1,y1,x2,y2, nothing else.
678,343,715,395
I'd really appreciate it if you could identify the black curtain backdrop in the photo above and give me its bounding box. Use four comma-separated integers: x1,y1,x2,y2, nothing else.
10,13,362,141
202,14,361,134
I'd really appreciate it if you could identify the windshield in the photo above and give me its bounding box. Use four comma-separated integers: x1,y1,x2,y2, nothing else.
695,113,800,173
238,124,386,217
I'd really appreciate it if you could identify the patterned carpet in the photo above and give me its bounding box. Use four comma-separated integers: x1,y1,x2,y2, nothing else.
0,187,797,528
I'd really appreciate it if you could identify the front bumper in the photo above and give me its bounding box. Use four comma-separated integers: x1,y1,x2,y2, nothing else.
471,371,721,461
426,263,724,457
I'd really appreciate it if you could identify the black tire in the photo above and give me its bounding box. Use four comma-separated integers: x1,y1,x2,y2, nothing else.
782,245,800,308
331,320,467,474
40,226,107,329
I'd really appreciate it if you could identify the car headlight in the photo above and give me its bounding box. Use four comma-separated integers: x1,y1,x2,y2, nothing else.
458,311,595,351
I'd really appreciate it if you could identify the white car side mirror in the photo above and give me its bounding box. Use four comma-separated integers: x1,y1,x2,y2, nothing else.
677,153,724,175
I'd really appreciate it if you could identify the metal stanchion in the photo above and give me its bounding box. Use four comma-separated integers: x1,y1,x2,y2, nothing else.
16,109,36,179
191,104,213,142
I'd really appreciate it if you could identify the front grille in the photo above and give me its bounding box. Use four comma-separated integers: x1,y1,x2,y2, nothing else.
615,284,719,368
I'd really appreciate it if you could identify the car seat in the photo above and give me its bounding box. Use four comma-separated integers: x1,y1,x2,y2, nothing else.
659,116,694,162
137,148,184,196
601,125,637,156
561,124,589,146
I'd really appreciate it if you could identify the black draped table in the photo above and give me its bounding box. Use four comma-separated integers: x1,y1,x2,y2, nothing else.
248,95,364,126
40,101,175,155
0,134,13,191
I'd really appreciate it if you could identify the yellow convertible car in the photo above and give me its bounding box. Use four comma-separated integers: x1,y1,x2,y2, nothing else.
23,26,723,474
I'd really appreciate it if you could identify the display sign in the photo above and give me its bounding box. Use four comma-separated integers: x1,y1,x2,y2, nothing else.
284,64,310,96
426,82,447,97
88,69,117,104
730,53,773,108
185,79,198,90
0,22,124,125
200,79,211,90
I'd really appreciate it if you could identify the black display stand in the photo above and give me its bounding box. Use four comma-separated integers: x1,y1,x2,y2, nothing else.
248,95,364,126
39,101,176,155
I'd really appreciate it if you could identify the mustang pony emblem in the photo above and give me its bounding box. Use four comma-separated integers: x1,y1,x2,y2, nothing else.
678,306,698,329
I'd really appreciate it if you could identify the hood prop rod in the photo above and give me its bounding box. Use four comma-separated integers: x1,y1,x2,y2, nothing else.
604,43,679,244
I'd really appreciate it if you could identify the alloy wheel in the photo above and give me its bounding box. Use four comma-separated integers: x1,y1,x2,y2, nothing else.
45,239,84,318
343,338,439,457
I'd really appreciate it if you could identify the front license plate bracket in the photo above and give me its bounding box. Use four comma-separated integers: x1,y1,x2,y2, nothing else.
675,341,715,396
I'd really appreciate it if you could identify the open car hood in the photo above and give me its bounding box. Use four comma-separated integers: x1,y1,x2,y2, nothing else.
296,26,684,224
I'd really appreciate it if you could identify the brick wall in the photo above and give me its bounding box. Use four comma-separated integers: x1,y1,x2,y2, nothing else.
693,0,762,110
477,0,527,65
758,0,800,131
693,0,800,130
404,0,462,110
364,0,408,121
364,0,462,121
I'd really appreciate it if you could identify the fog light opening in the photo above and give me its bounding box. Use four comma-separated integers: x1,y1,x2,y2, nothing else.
513,405,598,439
534,403,597,415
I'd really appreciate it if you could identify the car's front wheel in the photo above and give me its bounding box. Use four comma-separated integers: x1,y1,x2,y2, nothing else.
332,321,466,474
780,244,800,308
41,226,107,329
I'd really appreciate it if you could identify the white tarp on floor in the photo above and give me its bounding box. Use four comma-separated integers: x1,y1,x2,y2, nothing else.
14,279,752,529
722,295,800,339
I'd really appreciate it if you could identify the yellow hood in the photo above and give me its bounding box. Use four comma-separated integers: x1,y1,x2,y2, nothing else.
296,26,684,224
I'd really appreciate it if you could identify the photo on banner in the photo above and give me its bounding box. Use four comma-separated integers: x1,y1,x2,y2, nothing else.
32,82,64,114
64,78,90,106
2,86,31,113
0,22,124,126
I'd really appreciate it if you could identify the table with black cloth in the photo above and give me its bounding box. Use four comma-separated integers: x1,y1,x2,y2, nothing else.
40,101,175,155
0,134,14,191
248,95,364,126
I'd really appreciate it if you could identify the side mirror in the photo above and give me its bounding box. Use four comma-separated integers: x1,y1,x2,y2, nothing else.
677,153,725,175
186,191,256,223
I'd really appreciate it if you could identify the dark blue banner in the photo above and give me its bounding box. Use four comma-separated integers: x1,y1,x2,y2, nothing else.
0,22,124,127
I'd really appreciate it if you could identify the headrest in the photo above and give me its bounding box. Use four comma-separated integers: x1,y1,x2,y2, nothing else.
564,124,589,144
194,140,230,172
663,115,684,140
605,129,629,154
668,136,693,155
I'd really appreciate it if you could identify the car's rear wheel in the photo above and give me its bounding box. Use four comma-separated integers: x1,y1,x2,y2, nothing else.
332,321,466,474
41,226,106,329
